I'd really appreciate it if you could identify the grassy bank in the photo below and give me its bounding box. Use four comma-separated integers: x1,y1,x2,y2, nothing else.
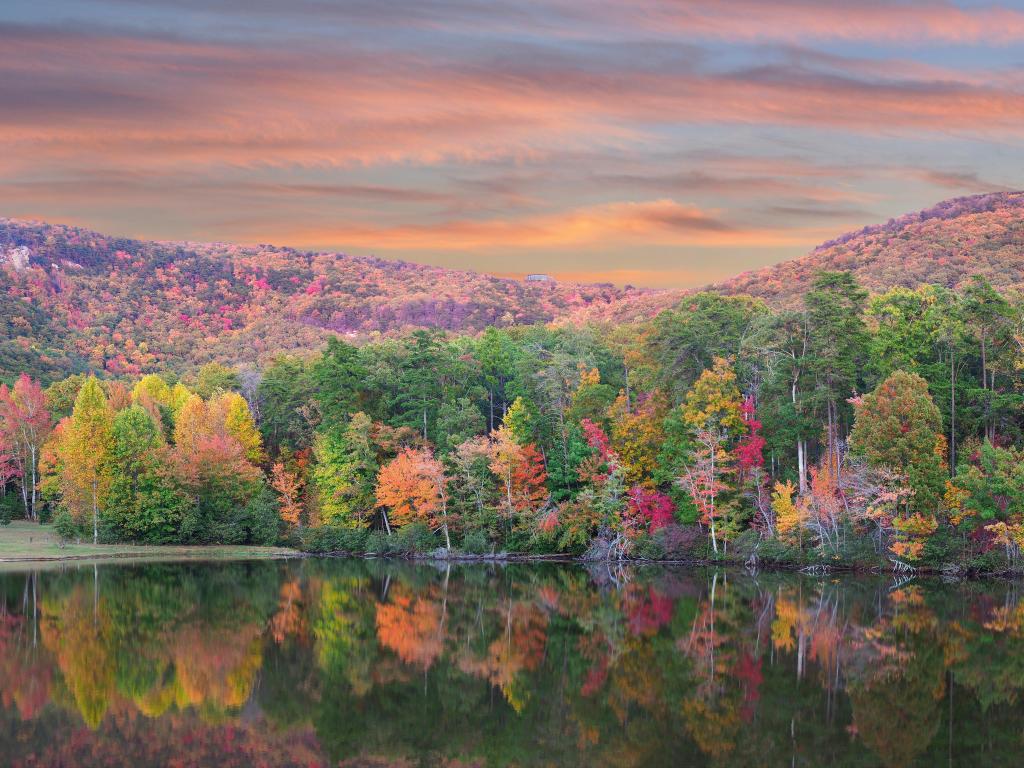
0,521,299,565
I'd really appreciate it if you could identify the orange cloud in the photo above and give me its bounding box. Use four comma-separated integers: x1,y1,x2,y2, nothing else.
259,199,833,252
3,24,1024,186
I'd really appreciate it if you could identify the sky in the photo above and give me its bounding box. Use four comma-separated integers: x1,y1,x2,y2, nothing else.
2,1,1023,288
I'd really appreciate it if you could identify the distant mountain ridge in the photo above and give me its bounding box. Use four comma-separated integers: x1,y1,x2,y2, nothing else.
709,191,1024,306
0,218,657,380
4,190,1024,381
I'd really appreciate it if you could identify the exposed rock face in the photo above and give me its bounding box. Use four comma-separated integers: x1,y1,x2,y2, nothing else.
1,245,31,270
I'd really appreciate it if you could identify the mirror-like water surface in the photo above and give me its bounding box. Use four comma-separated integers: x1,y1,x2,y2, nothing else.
2,559,1023,767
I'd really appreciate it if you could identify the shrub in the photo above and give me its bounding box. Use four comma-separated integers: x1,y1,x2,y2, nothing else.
634,533,666,560
729,529,761,559
526,529,562,555
395,522,438,553
754,536,805,566
302,525,369,553
361,530,385,554
835,526,885,569
53,508,80,541
918,524,962,567
0,493,23,526
236,485,281,545
969,548,1010,574
461,530,490,555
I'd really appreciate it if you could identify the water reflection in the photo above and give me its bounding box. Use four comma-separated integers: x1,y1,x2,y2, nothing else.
2,560,1024,766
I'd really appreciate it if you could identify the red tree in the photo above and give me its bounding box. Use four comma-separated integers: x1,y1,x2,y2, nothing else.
0,375,52,520
626,486,675,532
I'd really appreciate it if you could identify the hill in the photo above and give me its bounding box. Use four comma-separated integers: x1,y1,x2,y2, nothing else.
4,190,1024,381
710,191,1024,306
0,219,658,381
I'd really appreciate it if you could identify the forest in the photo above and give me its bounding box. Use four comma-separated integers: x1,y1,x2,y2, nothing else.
5,269,1024,571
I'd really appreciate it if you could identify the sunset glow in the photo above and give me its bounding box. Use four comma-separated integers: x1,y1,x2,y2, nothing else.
2,0,1022,287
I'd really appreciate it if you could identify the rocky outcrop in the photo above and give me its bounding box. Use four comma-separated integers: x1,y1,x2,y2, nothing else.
1,245,31,271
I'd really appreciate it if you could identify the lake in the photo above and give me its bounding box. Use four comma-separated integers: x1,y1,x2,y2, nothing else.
1,559,1022,767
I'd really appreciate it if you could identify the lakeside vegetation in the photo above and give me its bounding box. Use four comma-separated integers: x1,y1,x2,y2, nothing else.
5,271,1024,574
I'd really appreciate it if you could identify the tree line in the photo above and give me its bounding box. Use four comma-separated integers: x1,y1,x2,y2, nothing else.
4,271,1024,567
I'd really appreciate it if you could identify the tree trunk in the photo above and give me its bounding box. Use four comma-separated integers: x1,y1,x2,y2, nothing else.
19,469,29,520
794,442,802,495
92,480,98,544
792,376,807,493
981,336,987,389
29,445,36,521
709,445,718,555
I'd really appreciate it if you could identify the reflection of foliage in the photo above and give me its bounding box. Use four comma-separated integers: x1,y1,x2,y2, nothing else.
850,629,945,767
15,561,1024,766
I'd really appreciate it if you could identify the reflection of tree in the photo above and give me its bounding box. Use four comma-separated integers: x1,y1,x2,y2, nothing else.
375,585,445,671
313,574,378,697
172,622,263,712
17,561,1024,767
0,595,53,720
678,573,747,759
270,578,306,645
34,564,278,729
41,583,116,729
848,587,944,768
456,597,548,712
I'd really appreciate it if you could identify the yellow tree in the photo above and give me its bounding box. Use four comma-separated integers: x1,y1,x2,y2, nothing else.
771,480,804,547
169,383,193,416
62,377,114,543
271,462,304,527
173,395,209,455
209,391,264,463
679,357,746,554
131,374,173,407
488,426,525,529
607,390,666,485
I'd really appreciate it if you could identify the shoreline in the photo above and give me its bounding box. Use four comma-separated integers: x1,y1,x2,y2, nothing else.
3,546,1018,580
305,548,1022,580
5,521,1020,579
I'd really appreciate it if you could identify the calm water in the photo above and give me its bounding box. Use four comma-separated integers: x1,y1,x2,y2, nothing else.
1,560,1023,767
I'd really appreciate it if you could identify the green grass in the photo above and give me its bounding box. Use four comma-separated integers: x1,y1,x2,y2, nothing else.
0,520,299,565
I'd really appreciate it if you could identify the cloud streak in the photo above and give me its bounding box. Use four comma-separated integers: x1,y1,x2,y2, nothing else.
1,3,1022,286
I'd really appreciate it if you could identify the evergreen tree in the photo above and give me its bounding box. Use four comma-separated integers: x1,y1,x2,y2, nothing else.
805,271,869,470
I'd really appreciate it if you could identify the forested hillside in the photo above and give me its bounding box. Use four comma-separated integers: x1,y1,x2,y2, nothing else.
0,219,656,382
5,191,1024,385
712,191,1024,306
